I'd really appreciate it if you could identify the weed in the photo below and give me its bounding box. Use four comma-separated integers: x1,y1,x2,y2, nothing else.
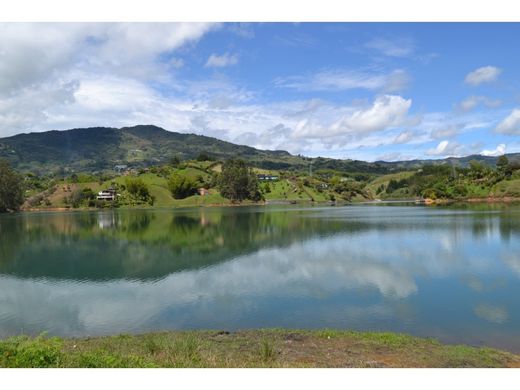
167,335,202,367
259,339,275,363
75,349,155,368
0,335,63,368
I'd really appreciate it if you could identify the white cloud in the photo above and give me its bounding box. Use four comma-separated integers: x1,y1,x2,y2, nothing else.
431,124,464,139
426,140,464,157
464,66,501,86
275,68,410,93
293,95,412,139
481,143,506,156
0,23,218,137
393,130,414,144
205,52,239,67
456,95,502,112
495,109,520,135
365,37,415,58
332,95,411,135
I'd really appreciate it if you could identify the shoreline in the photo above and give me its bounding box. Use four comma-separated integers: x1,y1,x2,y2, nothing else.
15,196,520,213
1,329,519,368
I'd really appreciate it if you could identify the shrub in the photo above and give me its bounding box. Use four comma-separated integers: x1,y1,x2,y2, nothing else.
126,178,150,201
0,335,63,368
0,159,24,212
167,174,198,199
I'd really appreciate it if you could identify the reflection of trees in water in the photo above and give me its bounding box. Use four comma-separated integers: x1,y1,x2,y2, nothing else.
467,213,520,241
471,216,494,239
0,216,25,265
125,212,153,234
1,206,520,282
0,209,348,281
499,216,520,242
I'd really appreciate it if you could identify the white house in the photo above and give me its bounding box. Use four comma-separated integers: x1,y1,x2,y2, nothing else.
97,188,117,201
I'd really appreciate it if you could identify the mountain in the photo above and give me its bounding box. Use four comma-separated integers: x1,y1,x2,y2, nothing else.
0,125,519,175
0,125,301,174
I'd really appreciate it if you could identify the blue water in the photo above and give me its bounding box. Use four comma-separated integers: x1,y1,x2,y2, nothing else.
0,203,519,352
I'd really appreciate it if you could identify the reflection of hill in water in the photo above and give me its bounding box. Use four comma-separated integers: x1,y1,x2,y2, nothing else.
1,206,519,282
0,208,352,281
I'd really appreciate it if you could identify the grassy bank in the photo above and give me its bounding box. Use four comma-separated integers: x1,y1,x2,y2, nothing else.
1,330,519,368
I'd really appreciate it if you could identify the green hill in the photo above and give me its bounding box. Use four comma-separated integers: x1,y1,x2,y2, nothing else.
1,124,520,176
0,125,301,174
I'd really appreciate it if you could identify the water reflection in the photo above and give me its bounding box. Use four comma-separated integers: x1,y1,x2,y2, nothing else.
0,204,519,351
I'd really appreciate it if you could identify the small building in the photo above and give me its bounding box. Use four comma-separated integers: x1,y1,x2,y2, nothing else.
114,164,128,174
257,174,279,181
198,188,210,196
97,188,117,201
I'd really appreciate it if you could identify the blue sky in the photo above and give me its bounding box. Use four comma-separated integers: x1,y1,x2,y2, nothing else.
1,22,520,161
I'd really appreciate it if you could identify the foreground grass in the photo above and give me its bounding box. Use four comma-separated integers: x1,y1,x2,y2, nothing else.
1,330,520,368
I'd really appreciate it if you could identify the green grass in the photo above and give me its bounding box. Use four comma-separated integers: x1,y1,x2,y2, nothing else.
365,171,415,198
1,330,518,368
263,179,330,202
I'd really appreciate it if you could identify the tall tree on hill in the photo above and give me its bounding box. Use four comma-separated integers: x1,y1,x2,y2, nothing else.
0,159,24,213
218,159,262,202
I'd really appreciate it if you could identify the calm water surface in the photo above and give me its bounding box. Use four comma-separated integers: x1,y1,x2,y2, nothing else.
1,204,519,352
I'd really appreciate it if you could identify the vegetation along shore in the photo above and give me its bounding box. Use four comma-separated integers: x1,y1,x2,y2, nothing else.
1,140,520,213
1,330,519,368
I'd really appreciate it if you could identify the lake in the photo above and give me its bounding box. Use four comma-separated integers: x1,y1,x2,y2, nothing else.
1,204,519,352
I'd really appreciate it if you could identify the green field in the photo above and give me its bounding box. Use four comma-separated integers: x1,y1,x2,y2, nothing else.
365,171,415,198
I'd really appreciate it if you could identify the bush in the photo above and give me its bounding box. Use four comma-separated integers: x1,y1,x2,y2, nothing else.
126,178,150,201
0,335,63,368
0,159,24,212
167,174,199,199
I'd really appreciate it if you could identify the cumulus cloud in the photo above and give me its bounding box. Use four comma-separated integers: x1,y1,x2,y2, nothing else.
205,52,239,67
464,66,502,86
293,95,412,139
0,23,218,136
275,68,410,93
495,109,520,135
481,143,506,156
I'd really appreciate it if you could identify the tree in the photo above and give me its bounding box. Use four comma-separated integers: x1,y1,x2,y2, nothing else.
497,155,509,170
125,177,150,201
167,174,198,199
218,159,262,202
496,155,512,178
468,160,488,179
196,152,212,162
170,155,181,167
0,159,24,213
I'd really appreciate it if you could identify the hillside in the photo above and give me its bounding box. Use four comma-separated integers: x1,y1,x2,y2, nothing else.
1,124,519,175
0,125,303,174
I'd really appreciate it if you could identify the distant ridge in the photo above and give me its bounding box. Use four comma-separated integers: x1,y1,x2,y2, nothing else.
0,125,518,174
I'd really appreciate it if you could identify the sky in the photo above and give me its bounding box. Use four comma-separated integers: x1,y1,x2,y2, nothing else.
1,22,520,162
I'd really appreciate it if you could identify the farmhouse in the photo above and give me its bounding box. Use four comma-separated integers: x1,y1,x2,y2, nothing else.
97,188,117,201
257,174,279,181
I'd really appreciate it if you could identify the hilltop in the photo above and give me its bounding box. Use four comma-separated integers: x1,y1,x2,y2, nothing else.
2,124,519,175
